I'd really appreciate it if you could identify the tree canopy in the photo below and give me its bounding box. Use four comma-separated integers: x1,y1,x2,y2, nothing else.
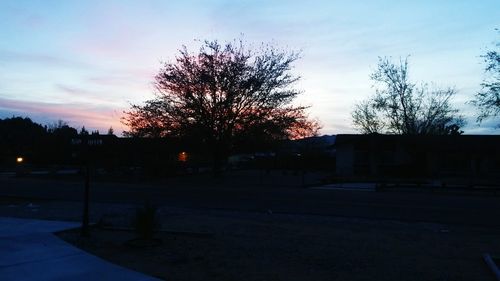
471,32,500,126
352,57,464,135
0,117,47,147
123,39,319,154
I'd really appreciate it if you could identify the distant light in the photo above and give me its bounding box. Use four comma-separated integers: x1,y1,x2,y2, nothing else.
16,157,23,163
178,151,188,162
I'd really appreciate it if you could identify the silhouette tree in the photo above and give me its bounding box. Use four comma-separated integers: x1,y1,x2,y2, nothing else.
43,120,78,164
47,120,68,131
351,100,385,134
79,126,89,136
0,117,47,166
107,126,115,136
123,39,319,169
352,57,464,135
0,116,46,147
47,120,78,138
471,31,500,125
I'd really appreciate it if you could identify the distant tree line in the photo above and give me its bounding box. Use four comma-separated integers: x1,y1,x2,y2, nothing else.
0,116,115,167
0,115,334,178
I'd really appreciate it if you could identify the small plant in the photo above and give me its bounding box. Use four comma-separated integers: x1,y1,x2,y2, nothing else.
133,202,160,240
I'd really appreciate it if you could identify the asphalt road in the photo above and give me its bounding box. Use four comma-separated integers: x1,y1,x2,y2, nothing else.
1,171,500,227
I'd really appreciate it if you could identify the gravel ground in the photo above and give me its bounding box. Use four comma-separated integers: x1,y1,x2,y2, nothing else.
57,207,500,281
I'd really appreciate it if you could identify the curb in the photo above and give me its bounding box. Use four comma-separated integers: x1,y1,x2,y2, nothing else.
484,253,500,281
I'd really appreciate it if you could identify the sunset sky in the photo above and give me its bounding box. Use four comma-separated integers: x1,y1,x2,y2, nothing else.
0,0,498,135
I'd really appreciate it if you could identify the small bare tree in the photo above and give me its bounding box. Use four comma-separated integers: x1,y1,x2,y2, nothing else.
352,57,464,135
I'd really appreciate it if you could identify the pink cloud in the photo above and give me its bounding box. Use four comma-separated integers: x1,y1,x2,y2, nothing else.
0,97,127,134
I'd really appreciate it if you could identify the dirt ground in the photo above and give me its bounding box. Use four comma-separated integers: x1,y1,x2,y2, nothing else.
58,208,500,281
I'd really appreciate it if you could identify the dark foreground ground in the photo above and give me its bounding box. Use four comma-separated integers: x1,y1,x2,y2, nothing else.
1,170,500,280
56,208,500,281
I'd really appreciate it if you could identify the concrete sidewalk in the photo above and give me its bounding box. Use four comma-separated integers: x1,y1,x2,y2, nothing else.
0,217,161,281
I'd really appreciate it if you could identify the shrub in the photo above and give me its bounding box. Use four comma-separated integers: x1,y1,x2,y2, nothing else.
133,202,160,240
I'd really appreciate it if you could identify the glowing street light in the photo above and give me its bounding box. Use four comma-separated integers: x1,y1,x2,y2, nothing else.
16,157,24,163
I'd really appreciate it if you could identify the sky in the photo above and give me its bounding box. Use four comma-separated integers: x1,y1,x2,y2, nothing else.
0,0,499,135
